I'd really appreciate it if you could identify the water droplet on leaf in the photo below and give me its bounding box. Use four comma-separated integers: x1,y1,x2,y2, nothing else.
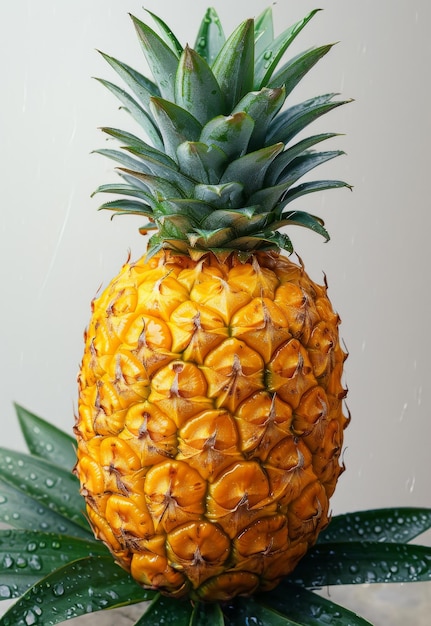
53,583,64,597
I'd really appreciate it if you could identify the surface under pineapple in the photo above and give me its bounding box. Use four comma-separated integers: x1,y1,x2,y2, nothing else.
75,5,350,603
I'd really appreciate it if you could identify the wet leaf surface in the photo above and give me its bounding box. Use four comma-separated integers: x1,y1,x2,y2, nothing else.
0,556,154,626
14,404,77,471
258,583,373,625
0,448,89,533
287,541,431,587
318,508,431,545
0,479,90,540
0,529,107,597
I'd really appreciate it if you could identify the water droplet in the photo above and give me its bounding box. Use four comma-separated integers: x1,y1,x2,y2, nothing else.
24,609,38,625
2,555,14,569
17,459,24,468
45,443,54,453
0,495,7,505
16,556,28,569
263,51,272,60
53,583,64,597
45,478,55,488
12,512,20,520
349,564,359,574
28,555,42,571
0,585,11,599
29,473,37,481
374,525,382,534
51,541,61,550
27,542,38,553
32,426,41,436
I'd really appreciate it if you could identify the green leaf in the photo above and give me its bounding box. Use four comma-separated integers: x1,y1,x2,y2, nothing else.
144,9,183,57
232,87,285,150
270,150,346,188
98,51,160,114
95,78,162,149
248,150,344,210
177,142,227,184
175,46,223,125
0,478,91,539
119,171,187,206
150,97,202,161
266,94,351,147
254,9,321,89
119,160,195,198
94,183,155,203
194,7,225,66
268,44,335,97
0,529,107,598
131,14,180,101
200,112,254,160
276,210,330,241
135,593,193,625
259,583,373,626
195,182,245,208
254,7,274,60
94,148,152,174
265,133,342,184
248,181,293,212
212,18,254,112
0,448,88,533
288,541,431,587
280,179,352,207
101,126,177,168
189,227,234,249
14,404,76,471
319,508,431,545
98,199,155,218
224,596,303,625
200,208,261,233
220,143,284,196
159,198,213,222
191,602,225,626
0,556,153,626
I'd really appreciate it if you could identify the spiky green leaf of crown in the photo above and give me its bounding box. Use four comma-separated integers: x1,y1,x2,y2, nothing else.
94,6,352,259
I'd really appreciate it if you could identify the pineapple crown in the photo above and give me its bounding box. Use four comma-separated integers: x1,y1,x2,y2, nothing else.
94,7,352,261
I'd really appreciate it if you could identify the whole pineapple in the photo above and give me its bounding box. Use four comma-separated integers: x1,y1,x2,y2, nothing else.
75,6,350,602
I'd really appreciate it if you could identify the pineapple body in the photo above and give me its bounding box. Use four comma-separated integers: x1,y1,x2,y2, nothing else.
75,250,348,601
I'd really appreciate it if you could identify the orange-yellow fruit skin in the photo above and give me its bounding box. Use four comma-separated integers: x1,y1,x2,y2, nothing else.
75,250,348,602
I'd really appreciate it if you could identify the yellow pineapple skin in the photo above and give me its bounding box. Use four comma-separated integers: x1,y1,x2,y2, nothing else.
75,250,348,601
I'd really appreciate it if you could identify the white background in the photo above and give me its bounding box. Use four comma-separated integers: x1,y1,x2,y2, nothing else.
1,1,430,623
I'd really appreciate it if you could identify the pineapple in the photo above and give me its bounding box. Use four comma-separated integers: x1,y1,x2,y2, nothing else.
75,6,351,602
